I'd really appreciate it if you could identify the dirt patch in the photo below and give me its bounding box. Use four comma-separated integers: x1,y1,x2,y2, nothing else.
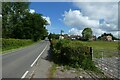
52,65,107,78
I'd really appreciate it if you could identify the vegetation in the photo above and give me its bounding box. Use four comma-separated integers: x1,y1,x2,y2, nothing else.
82,28,92,41
98,33,119,40
48,33,60,40
75,41,119,58
79,41,118,51
49,63,57,78
1,2,49,52
50,39,98,71
2,38,34,52
2,2,48,41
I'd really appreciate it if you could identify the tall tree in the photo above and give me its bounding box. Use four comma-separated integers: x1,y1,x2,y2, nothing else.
2,2,29,38
61,30,64,36
82,28,93,41
2,2,48,41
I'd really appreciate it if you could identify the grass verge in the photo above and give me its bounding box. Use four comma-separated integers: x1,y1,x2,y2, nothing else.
49,63,57,78
1,38,41,54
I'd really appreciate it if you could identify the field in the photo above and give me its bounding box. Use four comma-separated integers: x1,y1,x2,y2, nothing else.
1,38,35,53
79,41,118,51
78,41,119,58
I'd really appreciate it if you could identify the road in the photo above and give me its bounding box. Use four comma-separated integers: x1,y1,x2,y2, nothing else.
2,40,49,78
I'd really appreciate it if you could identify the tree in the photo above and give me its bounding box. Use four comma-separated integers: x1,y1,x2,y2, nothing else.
22,12,48,41
2,2,49,41
61,30,64,35
48,33,59,41
2,2,29,38
98,33,120,40
82,28,93,41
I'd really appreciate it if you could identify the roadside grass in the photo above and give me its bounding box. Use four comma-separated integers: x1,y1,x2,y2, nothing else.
49,63,57,78
1,38,41,54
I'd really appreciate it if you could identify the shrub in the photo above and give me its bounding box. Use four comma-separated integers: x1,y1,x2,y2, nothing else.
2,38,34,51
50,39,96,71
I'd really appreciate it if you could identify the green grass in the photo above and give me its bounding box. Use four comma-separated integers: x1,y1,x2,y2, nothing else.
77,41,119,58
1,38,37,54
79,41,118,51
49,63,57,78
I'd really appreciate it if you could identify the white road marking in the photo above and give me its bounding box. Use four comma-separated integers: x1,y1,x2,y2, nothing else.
21,71,29,79
30,44,48,67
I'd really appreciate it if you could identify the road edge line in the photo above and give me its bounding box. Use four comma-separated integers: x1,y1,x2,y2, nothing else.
21,71,29,79
30,44,48,67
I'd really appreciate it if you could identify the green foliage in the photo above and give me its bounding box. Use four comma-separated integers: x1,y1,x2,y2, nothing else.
48,33,60,41
79,41,119,58
50,39,96,71
2,38,34,51
2,2,48,41
82,28,93,41
49,63,57,78
61,30,64,35
118,43,120,51
98,33,120,40
81,57,97,71
2,2,29,38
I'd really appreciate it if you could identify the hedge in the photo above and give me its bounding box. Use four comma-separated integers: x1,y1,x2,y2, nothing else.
50,39,97,71
2,38,34,51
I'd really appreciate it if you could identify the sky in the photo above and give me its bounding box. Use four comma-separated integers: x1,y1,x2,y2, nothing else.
29,1,119,38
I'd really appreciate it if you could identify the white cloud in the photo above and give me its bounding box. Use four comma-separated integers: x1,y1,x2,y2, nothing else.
42,16,51,25
71,0,119,2
69,28,82,35
62,2,119,38
63,9,99,29
29,9,35,13
74,3,118,22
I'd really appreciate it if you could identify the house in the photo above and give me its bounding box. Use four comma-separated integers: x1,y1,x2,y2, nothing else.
59,35,64,40
106,35,112,41
101,35,112,41
69,35,81,40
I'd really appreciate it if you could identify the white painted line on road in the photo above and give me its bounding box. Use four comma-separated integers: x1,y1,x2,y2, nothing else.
21,70,29,79
30,44,48,67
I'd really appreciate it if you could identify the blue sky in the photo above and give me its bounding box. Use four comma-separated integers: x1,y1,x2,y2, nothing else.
29,2,118,38
29,2,79,34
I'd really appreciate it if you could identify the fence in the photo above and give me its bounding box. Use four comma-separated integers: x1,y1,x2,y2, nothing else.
92,48,120,79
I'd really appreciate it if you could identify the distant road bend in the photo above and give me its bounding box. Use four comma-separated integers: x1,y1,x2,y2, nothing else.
2,40,49,78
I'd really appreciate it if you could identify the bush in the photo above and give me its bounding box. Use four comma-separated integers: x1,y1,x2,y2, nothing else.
50,39,96,71
2,38,34,51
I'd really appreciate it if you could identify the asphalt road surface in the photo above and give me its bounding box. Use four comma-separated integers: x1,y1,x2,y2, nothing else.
2,40,49,78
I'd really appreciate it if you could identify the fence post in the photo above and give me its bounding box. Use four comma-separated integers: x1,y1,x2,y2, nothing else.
90,47,93,60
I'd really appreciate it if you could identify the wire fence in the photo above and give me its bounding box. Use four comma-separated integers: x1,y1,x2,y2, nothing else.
92,48,120,79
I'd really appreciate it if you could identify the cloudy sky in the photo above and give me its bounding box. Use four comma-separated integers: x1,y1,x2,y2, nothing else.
29,1,119,38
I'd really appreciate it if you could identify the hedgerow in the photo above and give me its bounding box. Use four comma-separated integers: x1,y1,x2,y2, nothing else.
2,38,34,51
50,39,97,71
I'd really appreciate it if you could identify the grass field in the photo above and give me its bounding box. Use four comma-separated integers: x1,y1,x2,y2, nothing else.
78,41,119,58
79,41,119,51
